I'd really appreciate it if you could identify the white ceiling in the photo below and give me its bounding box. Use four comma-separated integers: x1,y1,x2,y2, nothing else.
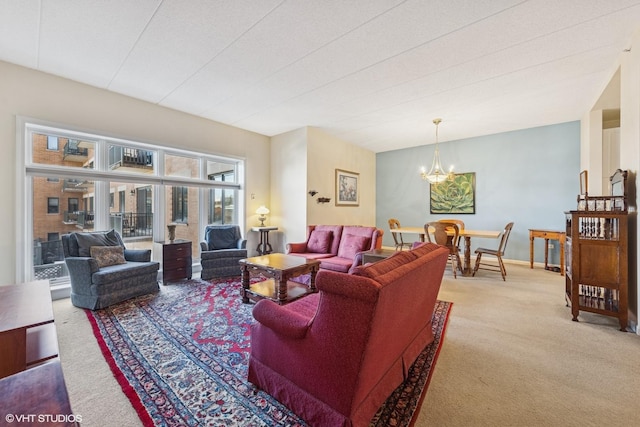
1,0,639,152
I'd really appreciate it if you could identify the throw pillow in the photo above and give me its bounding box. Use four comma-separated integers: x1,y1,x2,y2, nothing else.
90,245,126,268
306,230,332,253
337,234,370,260
206,226,238,250
75,229,121,257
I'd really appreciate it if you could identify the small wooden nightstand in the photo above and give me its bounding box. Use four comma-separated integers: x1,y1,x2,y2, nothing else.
362,248,397,264
160,239,192,284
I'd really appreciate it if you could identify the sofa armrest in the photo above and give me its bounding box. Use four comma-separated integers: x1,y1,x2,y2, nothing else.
200,241,208,252
286,242,307,254
252,300,311,339
64,257,99,287
124,249,151,262
237,239,247,249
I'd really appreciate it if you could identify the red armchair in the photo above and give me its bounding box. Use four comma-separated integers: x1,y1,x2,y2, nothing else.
248,243,449,426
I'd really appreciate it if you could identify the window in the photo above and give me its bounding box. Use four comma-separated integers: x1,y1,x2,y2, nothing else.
47,136,58,150
208,170,235,224
47,197,59,214
20,119,243,286
172,187,188,223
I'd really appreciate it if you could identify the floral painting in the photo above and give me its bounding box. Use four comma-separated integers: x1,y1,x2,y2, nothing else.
430,172,475,214
336,169,359,206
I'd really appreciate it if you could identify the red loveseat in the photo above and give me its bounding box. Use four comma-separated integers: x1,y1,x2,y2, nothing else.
286,225,383,272
247,243,449,427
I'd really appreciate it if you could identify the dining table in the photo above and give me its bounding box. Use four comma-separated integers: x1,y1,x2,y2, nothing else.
390,226,501,276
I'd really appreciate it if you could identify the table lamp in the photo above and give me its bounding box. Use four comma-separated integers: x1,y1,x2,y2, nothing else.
256,206,269,226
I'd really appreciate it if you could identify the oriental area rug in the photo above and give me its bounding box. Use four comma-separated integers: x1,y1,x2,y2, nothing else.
86,277,452,426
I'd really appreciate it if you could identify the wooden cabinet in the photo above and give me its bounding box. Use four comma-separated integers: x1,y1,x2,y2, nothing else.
564,169,632,331
0,280,59,378
565,211,629,330
161,239,192,284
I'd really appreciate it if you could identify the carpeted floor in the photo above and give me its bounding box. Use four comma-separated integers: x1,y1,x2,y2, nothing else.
53,263,640,426
77,276,450,426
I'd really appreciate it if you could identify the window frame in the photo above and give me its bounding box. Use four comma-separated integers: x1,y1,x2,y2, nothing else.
16,117,245,284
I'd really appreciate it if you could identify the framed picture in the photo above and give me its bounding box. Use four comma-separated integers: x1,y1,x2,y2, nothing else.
430,172,476,214
335,169,359,206
580,170,588,195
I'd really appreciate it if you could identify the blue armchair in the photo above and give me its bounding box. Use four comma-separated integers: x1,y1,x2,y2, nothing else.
200,225,247,279
62,229,160,309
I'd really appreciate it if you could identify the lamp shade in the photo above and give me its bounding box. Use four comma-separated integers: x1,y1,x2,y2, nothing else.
256,206,269,226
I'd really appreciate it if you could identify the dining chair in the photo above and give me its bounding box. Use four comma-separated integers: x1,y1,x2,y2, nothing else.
438,218,465,252
472,222,514,281
388,218,412,251
425,221,461,278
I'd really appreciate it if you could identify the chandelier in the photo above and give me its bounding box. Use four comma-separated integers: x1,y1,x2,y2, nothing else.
420,118,454,183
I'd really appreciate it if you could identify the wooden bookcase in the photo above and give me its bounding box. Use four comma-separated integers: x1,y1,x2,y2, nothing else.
564,169,631,331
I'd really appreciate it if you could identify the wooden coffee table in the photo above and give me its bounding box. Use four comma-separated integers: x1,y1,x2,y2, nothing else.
239,253,320,305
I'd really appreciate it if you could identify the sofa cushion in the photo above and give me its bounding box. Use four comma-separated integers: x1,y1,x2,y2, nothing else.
75,229,121,257
337,234,370,260
307,230,332,254
206,226,238,250
92,261,159,286
90,246,126,268
312,225,343,255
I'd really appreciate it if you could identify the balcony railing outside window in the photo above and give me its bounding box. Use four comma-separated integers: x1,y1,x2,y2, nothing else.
110,212,153,238
109,146,154,170
62,140,88,161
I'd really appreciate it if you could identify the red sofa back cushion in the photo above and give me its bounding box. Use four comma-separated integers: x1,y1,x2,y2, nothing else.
306,229,333,253
308,225,343,255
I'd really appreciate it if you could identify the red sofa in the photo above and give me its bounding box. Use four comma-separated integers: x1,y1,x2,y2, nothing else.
286,225,383,272
247,243,449,426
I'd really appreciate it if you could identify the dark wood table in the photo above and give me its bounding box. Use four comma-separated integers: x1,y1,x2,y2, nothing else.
251,226,278,255
0,360,78,426
239,253,320,305
362,248,397,264
0,280,58,379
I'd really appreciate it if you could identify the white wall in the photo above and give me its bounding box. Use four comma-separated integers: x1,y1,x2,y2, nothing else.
307,127,376,227
270,127,308,244
0,60,270,285
581,29,640,333
271,126,377,246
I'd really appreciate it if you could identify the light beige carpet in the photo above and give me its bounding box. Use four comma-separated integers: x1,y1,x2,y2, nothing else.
53,263,640,426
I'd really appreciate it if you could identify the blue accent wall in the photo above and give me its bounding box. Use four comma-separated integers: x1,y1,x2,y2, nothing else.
376,121,580,264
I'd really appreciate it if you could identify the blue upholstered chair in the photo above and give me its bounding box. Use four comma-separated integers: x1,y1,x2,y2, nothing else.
62,229,159,309
199,225,247,279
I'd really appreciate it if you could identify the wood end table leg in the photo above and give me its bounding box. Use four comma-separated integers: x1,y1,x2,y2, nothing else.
241,265,250,303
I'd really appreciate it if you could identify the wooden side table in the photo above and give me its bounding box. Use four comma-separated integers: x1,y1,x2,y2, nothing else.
251,226,278,255
362,248,396,264
0,360,78,426
529,229,565,275
159,239,192,284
